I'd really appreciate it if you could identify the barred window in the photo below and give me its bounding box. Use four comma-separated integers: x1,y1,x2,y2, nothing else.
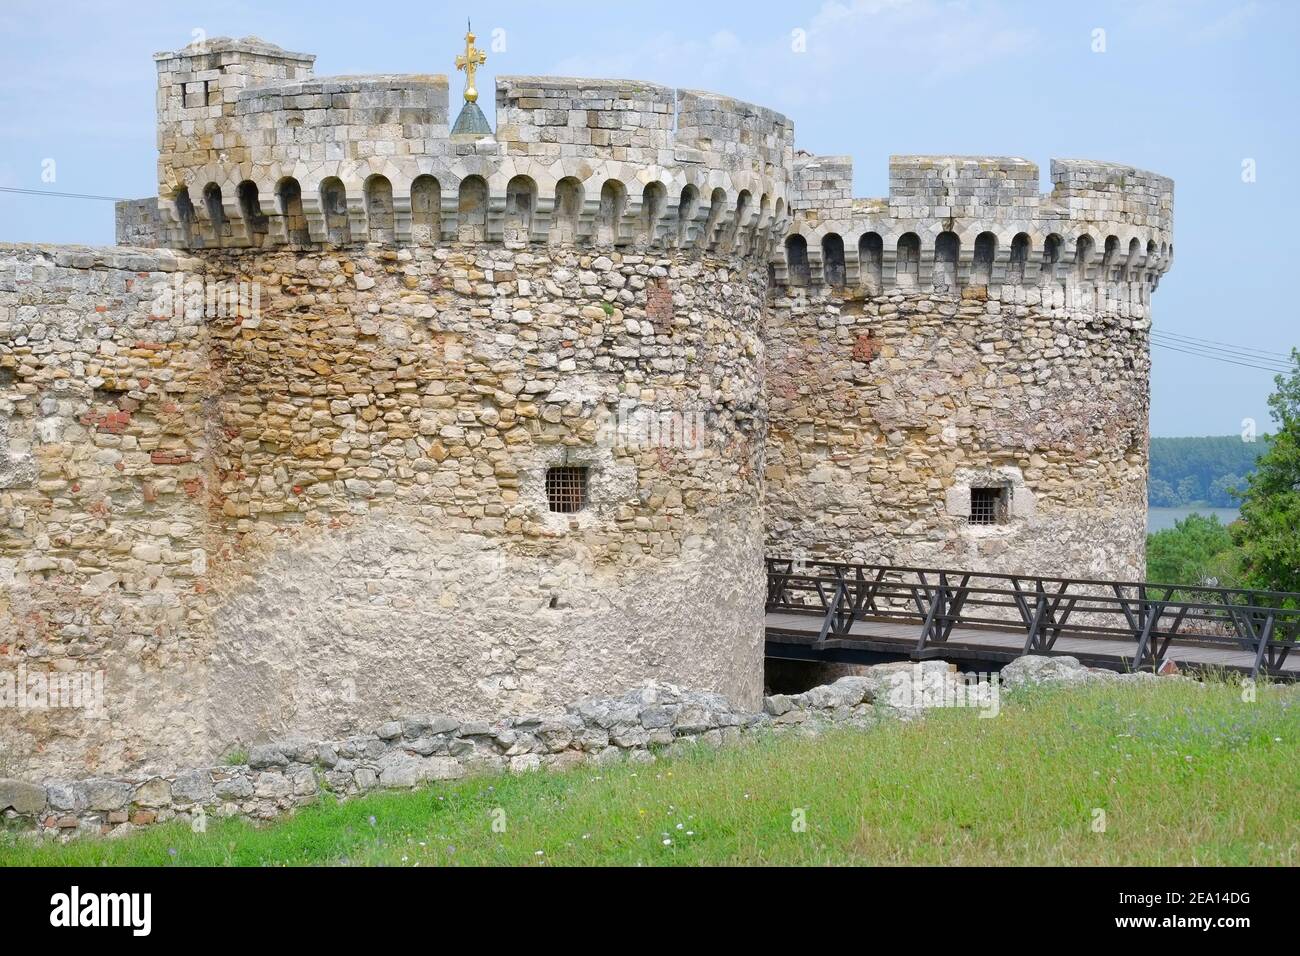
546,466,589,514
969,486,1009,525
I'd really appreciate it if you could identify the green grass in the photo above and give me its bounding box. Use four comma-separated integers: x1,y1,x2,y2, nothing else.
3,680,1296,866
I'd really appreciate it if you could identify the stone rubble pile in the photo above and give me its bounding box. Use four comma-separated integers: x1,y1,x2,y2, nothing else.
998,653,1178,689
0,656,1176,839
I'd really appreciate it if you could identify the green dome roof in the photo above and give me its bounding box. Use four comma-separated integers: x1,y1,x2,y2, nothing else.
451,100,491,137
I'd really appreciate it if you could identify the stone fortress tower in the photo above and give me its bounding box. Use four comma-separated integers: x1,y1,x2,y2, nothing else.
0,34,1171,778
767,154,1173,579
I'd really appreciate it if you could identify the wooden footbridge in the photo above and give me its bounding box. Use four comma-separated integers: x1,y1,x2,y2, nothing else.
765,558,1300,679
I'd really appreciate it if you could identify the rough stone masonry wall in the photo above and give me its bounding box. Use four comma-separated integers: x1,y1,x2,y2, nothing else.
0,239,769,780
0,244,213,781
198,242,768,765
764,281,1150,579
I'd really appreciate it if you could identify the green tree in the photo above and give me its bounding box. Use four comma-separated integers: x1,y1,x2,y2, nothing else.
1176,475,1200,505
1147,513,1239,588
1207,473,1244,507
1149,477,1178,507
1231,349,1300,594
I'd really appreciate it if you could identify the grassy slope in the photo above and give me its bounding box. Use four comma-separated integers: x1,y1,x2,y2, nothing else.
3,680,1296,866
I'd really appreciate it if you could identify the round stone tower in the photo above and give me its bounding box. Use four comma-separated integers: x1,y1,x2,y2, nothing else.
120,37,790,768
765,153,1173,580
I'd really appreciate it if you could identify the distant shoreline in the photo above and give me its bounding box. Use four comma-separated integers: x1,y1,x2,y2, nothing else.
1148,505,1241,533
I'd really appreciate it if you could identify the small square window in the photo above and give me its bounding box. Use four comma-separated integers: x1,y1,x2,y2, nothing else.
546,466,589,514
969,486,1008,525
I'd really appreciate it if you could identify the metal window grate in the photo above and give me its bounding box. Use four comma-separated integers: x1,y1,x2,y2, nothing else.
546,466,588,514
969,487,1004,525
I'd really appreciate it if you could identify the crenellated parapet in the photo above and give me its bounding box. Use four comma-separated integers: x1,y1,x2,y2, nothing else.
776,153,1174,298
131,37,1173,295
139,38,794,259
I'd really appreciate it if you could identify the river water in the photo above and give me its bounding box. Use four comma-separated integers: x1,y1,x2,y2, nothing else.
1147,506,1241,533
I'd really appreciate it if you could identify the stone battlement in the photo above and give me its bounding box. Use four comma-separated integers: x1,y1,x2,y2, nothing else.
136,37,1173,293
143,38,794,257
779,154,1173,294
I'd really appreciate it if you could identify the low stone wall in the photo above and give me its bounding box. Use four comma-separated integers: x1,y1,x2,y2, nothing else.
0,655,1171,839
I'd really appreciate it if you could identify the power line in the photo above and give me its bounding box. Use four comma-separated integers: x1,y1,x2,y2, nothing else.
1152,327,1296,360
1153,343,1291,373
1152,341,1295,374
1153,332,1294,363
0,186,127,202
1151,340,1297,374
1151,333,1298,368
1151,332,1297,369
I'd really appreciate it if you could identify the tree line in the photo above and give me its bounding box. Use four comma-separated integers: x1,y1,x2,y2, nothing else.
1149,435,1271,507
1147,349,1300,595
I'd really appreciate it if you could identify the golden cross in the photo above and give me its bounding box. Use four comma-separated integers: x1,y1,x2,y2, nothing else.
454,20,487,104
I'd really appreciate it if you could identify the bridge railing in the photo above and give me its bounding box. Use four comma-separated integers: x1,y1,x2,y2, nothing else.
765,557,1300,677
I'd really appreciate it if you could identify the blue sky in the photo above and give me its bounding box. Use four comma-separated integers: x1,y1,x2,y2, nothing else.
1,0,1296,437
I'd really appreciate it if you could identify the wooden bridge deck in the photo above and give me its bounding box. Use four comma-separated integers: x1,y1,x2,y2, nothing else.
765,611,1300,675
